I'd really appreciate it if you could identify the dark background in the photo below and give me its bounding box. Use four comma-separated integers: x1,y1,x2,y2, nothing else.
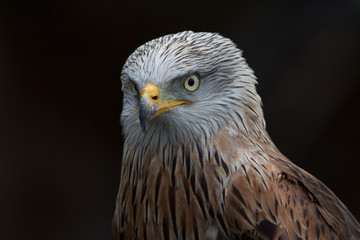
1,0,359,239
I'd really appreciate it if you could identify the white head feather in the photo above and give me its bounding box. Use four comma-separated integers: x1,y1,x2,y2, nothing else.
121,31,265,155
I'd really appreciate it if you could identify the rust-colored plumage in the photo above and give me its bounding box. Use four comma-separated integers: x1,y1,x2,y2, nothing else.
113,31,360,239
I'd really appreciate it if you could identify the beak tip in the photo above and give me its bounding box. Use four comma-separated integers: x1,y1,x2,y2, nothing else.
139,109,148,132
140,121,147,132
139,99,158,133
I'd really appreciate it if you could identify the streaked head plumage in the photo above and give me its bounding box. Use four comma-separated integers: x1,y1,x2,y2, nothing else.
120,31,264,150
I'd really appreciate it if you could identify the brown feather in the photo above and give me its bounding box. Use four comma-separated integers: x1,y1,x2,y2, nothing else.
114,125,360,239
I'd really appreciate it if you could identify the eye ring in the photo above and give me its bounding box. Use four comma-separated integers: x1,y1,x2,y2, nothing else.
130,82,139,96
183,74,200,92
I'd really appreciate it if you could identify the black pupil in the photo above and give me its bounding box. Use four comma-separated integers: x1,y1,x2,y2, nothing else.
188,78,195,86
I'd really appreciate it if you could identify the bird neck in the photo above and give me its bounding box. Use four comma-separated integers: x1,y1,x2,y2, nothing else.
120,119,275,189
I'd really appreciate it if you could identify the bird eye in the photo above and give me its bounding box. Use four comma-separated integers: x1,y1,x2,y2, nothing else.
130,82,139,96
183,74,200,92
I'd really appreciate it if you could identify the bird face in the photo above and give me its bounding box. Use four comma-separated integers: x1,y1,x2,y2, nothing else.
120,31,262,147
138,73,200,131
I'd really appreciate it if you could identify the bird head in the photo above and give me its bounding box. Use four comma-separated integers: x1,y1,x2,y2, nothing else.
120,31,264,148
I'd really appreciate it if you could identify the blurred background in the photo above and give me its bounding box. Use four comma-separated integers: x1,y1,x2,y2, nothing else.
1,0,359,239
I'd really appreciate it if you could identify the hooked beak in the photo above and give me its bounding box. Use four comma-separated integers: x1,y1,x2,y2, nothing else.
139,83,189,132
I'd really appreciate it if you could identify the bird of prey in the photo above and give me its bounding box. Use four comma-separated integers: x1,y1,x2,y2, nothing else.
113,31,360,240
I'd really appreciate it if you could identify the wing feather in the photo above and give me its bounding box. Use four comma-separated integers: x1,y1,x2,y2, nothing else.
275,156,360,239
225,151,360,239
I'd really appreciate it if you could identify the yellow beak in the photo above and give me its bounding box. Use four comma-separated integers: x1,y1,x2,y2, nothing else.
139,83,189,131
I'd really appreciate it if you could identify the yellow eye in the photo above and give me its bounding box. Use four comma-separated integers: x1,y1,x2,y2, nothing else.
130,82,139,96
183,74,200,92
